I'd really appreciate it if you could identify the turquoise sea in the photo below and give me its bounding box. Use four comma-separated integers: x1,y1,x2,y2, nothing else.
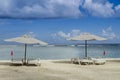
0,44,120,60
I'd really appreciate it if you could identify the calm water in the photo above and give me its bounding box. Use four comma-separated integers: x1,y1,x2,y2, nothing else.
0,44,120,60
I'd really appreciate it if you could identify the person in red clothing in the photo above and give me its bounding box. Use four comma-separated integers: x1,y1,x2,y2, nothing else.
10,50,14,61
103,50,106,56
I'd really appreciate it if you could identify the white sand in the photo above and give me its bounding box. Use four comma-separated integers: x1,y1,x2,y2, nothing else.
0,59,120,80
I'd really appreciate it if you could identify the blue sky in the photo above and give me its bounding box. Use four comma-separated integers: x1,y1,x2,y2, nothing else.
0,0,120,44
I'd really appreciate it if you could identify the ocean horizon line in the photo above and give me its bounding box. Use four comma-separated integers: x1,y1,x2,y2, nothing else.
1,43,120,46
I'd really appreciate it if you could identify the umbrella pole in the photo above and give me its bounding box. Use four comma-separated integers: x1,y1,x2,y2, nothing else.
24,44,27,64
85,40,87,57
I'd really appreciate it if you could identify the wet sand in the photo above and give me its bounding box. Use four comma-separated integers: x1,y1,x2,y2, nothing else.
0,59,120,80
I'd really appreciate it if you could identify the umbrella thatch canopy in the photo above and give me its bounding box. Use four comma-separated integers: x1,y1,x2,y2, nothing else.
68,33,107,57
5,34,48,64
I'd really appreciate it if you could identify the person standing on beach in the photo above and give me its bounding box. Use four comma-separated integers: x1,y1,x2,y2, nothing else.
103,50,106,56
10,50,14,61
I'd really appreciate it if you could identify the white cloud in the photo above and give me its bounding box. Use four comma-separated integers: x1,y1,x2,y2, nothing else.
102,27,119,40
0,0,13,16
57,31,70,38
24,32,36,38
115,5,120,11
52,31,70,40
52,29,81,40
52,28,119,42
71,29,81,36
0,0,119,18
115,5,120,17
82,0,115,17
0,0,82,18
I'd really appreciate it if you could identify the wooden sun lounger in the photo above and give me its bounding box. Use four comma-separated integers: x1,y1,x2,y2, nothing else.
93,59,106,65
71,57,106,65
80,59,94,65
10,58,41,66
71,57,81,64
27,58,41,66
80,57,94,65
11,58,23,66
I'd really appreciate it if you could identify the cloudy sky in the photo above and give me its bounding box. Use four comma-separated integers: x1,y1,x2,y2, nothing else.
0,0,120,44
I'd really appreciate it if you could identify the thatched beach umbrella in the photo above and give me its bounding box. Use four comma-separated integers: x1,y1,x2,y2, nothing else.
5,34,48,64
68,33,107,57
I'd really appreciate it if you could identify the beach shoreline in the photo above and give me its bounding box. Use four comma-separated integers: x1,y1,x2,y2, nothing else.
0,58,120,63
0,58,120,80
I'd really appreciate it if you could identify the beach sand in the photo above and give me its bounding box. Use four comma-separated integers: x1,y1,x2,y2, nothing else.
0,59,120,80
